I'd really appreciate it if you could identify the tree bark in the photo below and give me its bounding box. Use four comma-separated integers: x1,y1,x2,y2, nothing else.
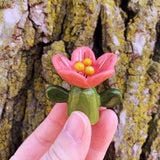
0,0,159,160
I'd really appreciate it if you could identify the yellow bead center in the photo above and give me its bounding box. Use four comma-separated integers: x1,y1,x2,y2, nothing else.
74,58,95,76
74,62,84,72
83,58,92,66
85,66,94,75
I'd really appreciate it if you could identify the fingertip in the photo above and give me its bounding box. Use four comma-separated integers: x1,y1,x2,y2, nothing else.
48,103,68,125
64,111,91,142
100,109,118,128
73,111,91,128
99,107,118,129
49,103,67,115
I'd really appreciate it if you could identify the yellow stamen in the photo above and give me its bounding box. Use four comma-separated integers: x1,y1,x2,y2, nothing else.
85,66,94,75
74,62,84,72
83,58,92,66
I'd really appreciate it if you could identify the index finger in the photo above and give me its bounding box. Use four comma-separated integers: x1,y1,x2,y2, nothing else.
10,103,68,160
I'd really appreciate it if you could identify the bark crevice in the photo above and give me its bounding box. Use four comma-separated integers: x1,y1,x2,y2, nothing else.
8,93,27,157
8,44,44,157
104,142,116,160
153,20,160,63
120,0,138,41
92,13,103,59
140,113,159,160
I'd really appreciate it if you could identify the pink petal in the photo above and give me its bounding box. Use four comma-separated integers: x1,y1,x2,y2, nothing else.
95,53,117,73
87,69,115,87
52,52,117,88
71,46,96,63
57,70,89,88
52,54,73,71
53,54,89,88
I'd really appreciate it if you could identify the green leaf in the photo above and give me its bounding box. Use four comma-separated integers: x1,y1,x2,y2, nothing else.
45,85,69,102
100,88,123,107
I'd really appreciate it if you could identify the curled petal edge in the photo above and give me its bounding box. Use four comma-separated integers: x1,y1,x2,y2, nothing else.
57,70,89,88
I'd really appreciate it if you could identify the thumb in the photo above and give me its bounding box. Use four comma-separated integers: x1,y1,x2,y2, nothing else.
40,111,91,160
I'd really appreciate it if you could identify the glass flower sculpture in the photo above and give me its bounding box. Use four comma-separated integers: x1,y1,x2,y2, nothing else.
46,46,122,124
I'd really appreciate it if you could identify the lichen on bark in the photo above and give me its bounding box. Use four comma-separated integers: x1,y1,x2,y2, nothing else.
0,0,160,160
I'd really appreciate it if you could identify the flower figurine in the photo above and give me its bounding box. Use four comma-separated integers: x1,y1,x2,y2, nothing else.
52,46,117,88
46,46,122,124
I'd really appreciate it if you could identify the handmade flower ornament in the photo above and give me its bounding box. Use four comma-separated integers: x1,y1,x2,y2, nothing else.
46,46,122,124
52,47,117,88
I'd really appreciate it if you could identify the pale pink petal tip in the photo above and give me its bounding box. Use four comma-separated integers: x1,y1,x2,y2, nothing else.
71,46,96,62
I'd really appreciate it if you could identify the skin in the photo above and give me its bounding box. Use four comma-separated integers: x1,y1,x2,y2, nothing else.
10,103,118,160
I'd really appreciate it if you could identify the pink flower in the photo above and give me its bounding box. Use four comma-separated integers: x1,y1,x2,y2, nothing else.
52,46,117,88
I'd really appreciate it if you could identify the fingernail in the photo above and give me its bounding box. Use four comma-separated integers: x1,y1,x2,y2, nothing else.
64,112,87,142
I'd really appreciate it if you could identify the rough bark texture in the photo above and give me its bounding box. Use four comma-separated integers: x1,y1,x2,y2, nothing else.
0,0,160,160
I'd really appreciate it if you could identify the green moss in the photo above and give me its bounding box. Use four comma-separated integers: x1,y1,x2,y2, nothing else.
0,67,8,94
42,40,68,84
22,18,35,50
0,119,11,160
148,115,160,159
22,89,42,139
28,0,43,6
34,41,70,119
0,10,3,23
0,0,28,9
113,2,159,159
62,0,100,52
101,0,125,53
44,0,67,40
128,0,148,12
0,0,12,8
147,62,160,83
113,53,130,93
8,47,41,99
8,53,28,98
0,100,14,160
117,53,159,159
140,113,160,159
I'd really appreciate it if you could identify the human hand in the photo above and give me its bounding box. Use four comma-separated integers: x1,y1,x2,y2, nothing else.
10,103,118,160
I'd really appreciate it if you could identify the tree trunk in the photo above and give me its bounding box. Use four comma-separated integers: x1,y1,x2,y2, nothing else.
0,0,159,160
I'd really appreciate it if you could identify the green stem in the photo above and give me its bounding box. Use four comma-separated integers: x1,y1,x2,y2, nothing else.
67,86,100,125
